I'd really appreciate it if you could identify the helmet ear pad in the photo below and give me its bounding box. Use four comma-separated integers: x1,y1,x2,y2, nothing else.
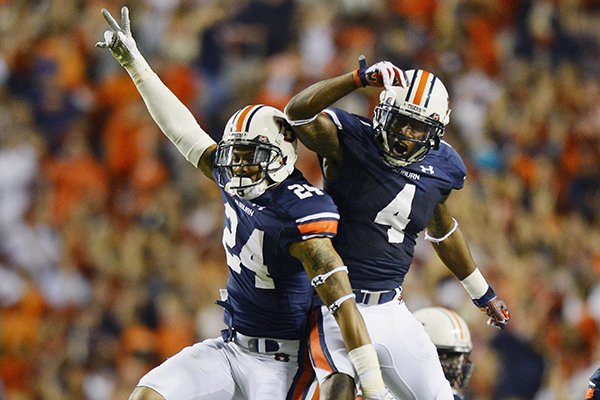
216,105,297,199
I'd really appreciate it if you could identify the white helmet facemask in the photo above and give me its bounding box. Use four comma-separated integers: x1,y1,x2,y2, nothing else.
215,105,297,200
373,69,451,167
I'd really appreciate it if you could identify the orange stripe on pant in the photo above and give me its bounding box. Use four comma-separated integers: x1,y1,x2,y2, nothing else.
309,308,334,376
289,346,316,400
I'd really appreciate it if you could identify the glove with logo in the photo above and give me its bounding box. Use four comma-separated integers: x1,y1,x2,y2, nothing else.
473,287,510,330
353,55,406,88
95,6,142,68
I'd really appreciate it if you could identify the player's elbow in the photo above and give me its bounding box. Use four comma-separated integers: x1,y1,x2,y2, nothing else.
284,97,307,120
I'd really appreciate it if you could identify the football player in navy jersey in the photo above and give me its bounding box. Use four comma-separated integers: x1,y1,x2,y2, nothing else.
96,8,396,400
285,58,510,399
587,367,600,399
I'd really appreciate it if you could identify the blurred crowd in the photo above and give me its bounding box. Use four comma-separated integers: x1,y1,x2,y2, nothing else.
0,0,599,399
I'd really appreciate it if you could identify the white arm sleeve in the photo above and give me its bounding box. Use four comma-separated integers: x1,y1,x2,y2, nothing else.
124,57,215,167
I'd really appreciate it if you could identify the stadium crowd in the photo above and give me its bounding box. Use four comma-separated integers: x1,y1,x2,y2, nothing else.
0,0,599,398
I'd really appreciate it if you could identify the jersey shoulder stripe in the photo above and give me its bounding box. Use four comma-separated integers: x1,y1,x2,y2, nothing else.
296,212,339,239
298,219,338,239
295,212,339,224
323,109,343,130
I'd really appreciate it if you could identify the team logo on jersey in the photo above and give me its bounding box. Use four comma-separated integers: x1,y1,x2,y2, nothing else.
420,165,435,174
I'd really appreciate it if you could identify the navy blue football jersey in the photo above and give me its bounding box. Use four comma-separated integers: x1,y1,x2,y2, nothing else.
322,108,467,291
587,367,600,399
214,169,339,340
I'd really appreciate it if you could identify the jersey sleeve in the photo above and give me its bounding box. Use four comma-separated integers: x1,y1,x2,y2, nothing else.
439,141,467,190
274,177,340,248
588,368,600,399
323,107,374,150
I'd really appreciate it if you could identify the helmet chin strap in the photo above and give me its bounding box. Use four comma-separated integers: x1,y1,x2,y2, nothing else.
225,177,272,200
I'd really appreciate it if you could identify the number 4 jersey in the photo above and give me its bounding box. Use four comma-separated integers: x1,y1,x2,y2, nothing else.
215,169,340,340
322,108,467,291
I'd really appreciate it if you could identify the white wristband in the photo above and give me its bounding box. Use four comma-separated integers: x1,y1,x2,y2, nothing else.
424,218,458,243
327,293,355,313
460,268,489,299
286,114,319,127
348,344,386,397
311,266,348,287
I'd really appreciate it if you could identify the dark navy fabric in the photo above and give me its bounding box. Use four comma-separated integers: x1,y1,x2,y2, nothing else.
588,367,600,399
215,168,339,339
322,108,467,291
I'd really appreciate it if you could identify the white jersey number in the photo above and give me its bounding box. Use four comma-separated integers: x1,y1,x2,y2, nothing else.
287,183,324,199
223,202,275,289
374,184,416,243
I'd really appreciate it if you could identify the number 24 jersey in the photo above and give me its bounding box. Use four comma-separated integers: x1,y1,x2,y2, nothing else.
215,169,340,340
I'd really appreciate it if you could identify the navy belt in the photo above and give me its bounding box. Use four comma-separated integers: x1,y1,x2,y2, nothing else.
353,287,402,306
225,331,301,356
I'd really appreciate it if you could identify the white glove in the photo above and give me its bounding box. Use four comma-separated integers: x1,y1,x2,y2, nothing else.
95,6,142,68
354,56,406,89
94,6,215,167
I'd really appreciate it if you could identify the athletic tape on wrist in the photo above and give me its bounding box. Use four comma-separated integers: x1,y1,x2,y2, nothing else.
311,266,348,287
460,268,489,299
348,344,387,395
424,218,459,244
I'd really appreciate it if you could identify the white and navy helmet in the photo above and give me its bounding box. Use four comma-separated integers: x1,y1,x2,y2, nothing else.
215,105,297,200
373,69,450,167
414,307,473,389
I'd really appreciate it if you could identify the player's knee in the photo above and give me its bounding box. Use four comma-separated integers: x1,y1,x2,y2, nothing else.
128,386,165,400
320,373,355,400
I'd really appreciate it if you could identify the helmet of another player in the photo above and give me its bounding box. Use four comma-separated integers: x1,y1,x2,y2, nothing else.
414,307,473,389
215,105,297,200
373,69,450,167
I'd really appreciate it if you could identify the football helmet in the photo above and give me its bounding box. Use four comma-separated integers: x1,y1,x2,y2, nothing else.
215,105,297,200
373,69,450,167
414,307,473,389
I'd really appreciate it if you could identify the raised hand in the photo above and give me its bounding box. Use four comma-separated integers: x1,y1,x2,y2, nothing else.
95,6,141,67
354,55,406,88
473,288,510,330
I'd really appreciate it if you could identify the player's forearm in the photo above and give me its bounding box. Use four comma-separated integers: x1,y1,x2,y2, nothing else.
313,277,372,350
125,57,215,168
331,301,373,350
285,72,357,120
431,227,477,280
